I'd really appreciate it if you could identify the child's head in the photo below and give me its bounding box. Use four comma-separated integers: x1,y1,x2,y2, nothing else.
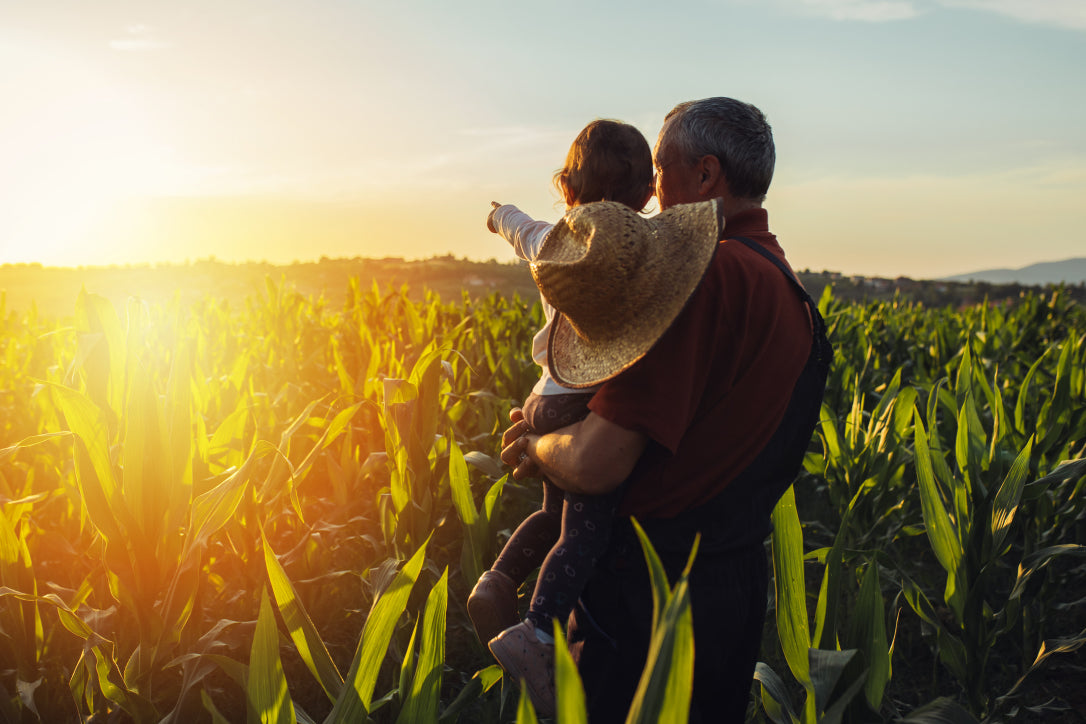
554,119,654,212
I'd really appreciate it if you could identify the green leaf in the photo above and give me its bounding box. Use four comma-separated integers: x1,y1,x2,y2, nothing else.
753,663,800,724
813,506,853,650
437,666,502,724
187,446,267,557
899,696,980,723
1001,627,1086,701
818,667,869,724
630,519,669,634
465,450,505,479
326,539,429,723
625,522,697,724
483,475,507,524
73,289,126,419
248,587,294,724
553,621,588,724
262,535,343,702
912,412,962,586
515,680,540,724
770,487,812,693
899,577,967,683
0,432,71,460
1009,544,1086,600
807,648,858,715
449,441,482,585
47,383,126,541
394,568,447,724
819,404,843,463
989,436,1033,553
850,562,890,710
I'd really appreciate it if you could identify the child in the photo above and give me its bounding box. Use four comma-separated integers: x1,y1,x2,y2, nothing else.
469,119,654,715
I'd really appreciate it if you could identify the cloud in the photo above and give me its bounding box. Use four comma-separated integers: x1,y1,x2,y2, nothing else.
812,0,920,21
109,24,171,51
773,0,1086,28
776,0,923,22
937,0,1086,30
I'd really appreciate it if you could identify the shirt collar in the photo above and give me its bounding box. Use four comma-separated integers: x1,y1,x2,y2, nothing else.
722,207,770,240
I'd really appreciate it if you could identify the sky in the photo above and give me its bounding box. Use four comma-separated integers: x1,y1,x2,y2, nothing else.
1,0,1083,279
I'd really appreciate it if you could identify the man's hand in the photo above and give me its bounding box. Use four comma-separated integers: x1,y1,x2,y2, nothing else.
486,201,502,233
500,407,648,493
500,407,540,479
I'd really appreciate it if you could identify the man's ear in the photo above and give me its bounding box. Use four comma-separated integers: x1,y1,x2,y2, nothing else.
696,154,722,196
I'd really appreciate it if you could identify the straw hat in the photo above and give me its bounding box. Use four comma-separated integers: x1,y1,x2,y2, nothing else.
531,198,723,389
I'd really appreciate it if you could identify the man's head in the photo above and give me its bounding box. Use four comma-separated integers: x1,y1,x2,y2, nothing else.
654,97,775,212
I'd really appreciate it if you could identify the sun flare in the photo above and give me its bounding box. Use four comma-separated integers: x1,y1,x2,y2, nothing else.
1,81,176,267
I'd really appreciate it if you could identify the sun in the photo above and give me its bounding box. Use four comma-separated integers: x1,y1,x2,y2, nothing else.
0,82,176,267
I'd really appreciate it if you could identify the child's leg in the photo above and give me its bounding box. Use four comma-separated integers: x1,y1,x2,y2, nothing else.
491,391,594,583
524,488,623,631
491,480,563,584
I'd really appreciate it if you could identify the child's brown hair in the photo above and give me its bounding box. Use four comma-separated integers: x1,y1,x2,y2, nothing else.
554,119,653,211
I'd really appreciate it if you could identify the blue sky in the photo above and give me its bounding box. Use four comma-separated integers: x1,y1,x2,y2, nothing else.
1,0,1083,277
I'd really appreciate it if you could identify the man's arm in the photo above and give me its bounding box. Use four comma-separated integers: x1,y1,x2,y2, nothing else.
500,409,647,495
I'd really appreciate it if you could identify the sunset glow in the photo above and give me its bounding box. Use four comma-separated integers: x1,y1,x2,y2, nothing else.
1,1,1084,278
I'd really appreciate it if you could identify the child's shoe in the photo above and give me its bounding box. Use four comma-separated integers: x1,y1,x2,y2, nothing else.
488,619,556,717
467,569,519,646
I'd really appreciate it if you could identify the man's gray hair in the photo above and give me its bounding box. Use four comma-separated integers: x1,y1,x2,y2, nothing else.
664,97,775,202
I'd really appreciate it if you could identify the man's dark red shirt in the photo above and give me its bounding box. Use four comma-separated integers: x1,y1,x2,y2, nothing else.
588,208,813,518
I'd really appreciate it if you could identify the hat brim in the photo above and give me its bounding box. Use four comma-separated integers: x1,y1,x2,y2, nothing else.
547,230,719,388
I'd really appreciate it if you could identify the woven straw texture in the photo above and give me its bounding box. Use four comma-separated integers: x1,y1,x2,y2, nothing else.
530,198,723,388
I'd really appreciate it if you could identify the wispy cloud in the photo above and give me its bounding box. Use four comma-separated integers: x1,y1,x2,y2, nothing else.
774,0,1086,28
938,0,1086,31
109,24,171,51
795,0,922,22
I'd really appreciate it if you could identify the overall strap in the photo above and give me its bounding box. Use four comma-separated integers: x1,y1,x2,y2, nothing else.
628,235,835,556
732,236,829,344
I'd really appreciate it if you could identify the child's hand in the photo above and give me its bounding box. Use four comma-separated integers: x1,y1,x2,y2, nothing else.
486,201,501,233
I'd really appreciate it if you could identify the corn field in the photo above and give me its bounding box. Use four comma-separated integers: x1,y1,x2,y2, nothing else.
0,278,1083,723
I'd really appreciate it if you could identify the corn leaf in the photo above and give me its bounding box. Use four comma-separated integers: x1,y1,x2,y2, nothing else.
325,539,429,723
437,665,502,724
553,621,588,724
770,486,813,701
807,647,859,717
899,696,980,723
394,568,447,724
912,412,962,586
753,663,800,724
515,680,540,724
989,436,1033,553
850,562,890,710
900,577,967,683
262,534,344,702
625,521,696,724
448,441,483,585
248,587,295,724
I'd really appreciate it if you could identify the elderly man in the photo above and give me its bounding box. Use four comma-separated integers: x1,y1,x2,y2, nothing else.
500,97,832,722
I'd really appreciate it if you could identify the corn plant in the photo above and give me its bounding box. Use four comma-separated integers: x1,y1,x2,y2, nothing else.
756,484,884,723
1,273,1083,722
902,340,1086,717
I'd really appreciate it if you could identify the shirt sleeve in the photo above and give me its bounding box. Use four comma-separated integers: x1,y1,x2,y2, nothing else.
492,205,555,261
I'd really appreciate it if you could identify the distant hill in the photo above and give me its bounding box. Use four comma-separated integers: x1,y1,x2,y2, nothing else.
3,255,1084,321
0,256,541,320
940,258,1086,286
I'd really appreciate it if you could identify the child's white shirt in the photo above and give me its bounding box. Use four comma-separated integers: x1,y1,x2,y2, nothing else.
491,204,599,397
